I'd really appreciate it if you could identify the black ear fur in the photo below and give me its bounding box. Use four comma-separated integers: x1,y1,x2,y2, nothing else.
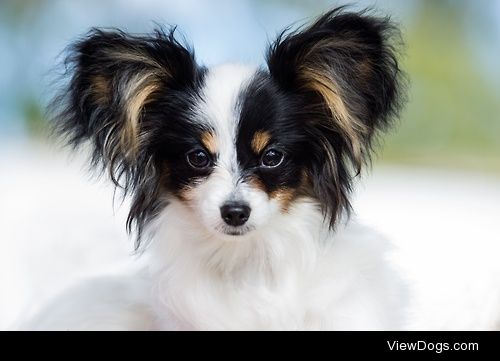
52,27,202,245
267,7,405,226
54,27,198,183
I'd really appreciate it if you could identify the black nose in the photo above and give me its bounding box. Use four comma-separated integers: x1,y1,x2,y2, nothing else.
220,202,251,227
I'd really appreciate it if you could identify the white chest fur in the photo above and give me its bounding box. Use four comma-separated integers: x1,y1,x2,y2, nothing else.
145,200,407,330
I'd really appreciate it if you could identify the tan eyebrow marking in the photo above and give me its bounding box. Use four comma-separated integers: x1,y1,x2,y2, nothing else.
251,130,272,154
201,131,217,154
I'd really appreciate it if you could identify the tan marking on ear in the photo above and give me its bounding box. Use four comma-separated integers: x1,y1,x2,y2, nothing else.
91,75,111,105
107,49,169,76
300,66,366,168
201,131,217,155
296,36,367,167
93,47,175,160
251,130,271,154
120,72,161,157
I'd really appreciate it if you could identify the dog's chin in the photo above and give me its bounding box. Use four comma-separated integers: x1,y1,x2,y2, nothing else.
212,225,256,241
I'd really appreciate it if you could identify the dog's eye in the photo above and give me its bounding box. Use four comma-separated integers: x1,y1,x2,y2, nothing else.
261,149,284,168
186,149,210,169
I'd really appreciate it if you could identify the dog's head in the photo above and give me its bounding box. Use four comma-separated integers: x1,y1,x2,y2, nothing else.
54,8,404,246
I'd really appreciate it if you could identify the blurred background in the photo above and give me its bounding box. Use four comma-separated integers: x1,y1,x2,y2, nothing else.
1,0,499,330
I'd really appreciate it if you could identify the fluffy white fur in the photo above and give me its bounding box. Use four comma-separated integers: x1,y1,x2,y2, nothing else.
145,200,407,330
16,64,408,331
17,201,406,330
188,65,275,238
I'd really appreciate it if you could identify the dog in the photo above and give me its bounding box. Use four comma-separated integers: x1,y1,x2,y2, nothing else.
20,8,407,330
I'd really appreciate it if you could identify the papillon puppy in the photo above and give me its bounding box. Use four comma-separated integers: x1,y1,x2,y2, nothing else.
22,8,407,330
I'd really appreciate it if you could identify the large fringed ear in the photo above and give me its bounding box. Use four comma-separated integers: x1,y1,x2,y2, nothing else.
52,27,203,246
267,8,405,226
53,27,199,187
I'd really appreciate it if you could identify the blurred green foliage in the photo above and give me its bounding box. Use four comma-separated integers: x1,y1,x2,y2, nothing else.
381,1,500,172
0,0,43,27
23,99,46,138
3,0,499,172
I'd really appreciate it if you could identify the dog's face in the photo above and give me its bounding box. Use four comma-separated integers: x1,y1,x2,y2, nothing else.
162,65,315,238
54,9,404,244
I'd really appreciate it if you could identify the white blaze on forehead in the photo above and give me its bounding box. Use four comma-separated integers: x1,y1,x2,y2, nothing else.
187,64,280,233
197,64,257,174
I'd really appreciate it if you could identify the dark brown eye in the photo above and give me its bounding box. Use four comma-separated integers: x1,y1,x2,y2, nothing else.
261,149,284,168
186,149,210,169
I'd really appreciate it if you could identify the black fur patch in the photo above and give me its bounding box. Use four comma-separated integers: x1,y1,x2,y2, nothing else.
51,27,208,246
52,7,405,246
264,7,406,227
236,71,310,196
